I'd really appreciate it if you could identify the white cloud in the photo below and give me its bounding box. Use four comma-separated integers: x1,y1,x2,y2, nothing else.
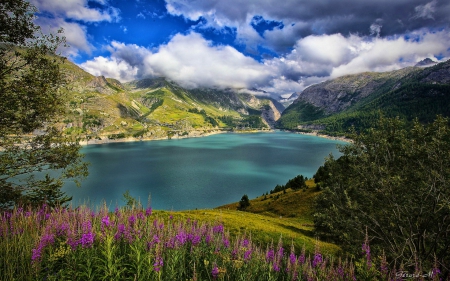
36,17,93,56
79,29,450,97
30,0,121,58
31,0,120,22
412,0,437,20
80,33,272,89
330,30,450,77
79,56,139,82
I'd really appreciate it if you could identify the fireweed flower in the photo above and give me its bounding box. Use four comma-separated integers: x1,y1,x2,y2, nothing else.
266,248,275,262
213,224,224,234
191,235,201,246
362,240,371,268
154,256,164,272
211,262,219,279
81,232,95,248
244,249,252,261
312,253,323,267
114,223,125,241
289,252,297,265
101,215,110,228
222,237,230,248
128,215,136,226
145,207,152,216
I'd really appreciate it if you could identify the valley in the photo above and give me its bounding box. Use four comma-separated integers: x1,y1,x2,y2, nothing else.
58,60,283,144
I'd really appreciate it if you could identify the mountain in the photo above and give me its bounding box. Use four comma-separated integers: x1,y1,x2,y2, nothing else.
56,60,283,143
415,58,437,67
277,59,450,134
279,92,300,108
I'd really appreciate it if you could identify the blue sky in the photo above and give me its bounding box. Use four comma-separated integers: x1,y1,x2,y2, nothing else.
31,0,450,97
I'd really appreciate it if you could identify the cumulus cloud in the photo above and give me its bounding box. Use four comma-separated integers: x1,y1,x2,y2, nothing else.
330,30,450,77
31,0,120,22
79,28,450,97
30,0,121,58
80,33,273,89
165,0,450,54
35,17,93,57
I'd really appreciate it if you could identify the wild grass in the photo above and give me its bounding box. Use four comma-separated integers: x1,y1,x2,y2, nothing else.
1,204,445,280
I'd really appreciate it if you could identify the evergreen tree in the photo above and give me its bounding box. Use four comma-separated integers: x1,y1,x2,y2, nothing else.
239,194,250,210
0,0,88,209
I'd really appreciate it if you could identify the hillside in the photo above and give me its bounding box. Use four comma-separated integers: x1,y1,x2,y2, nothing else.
277,59,450,134
211,179,335,254
56,59,284,143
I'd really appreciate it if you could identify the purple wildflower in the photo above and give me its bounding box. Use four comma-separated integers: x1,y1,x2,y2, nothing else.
312,253,323,267
128,215,136,226
41,233,55,246
57,222,69,236
211,263,219,279
176,231,187,246
114,223,125,241
266,248,275,262
81,232,95,248
114,207,121,217
145,207,152,216
362,239,372,268
213,224,224,234
154,256,164,272
273,263,281,272
223,237,230,248
244,249,252,261
191,235,201,246
290,252,297,265
101,215,110,228
31,246,42,263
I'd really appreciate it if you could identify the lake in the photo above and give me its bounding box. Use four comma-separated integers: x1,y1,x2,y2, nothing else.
62,131,346,210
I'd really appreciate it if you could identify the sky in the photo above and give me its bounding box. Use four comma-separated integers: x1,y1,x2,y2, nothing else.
31,0,450,98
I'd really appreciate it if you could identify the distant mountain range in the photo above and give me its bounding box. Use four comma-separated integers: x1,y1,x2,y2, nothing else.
56,57,450,141
57,60,284,143
277,59,450,135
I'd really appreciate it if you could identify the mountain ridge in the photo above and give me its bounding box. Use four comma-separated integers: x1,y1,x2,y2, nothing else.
277,59,450,133
56,59,284,143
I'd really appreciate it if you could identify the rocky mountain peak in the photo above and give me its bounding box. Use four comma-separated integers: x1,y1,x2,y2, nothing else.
415,58,437,67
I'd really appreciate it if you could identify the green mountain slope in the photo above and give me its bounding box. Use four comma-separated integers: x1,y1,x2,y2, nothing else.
56,60,283,143
277,59,450,134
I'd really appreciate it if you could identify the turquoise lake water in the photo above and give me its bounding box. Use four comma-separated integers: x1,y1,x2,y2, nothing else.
62,131,346,210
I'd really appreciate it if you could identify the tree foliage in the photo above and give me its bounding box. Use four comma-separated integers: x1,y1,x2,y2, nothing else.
239,194,250,210
271,175,307,194
0,0,88,209
313,116,450,273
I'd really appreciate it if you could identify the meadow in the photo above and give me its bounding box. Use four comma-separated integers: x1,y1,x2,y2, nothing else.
0,196,444,280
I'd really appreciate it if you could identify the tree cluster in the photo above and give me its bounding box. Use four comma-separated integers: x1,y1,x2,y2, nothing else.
313,116,450,275
0,0,88,209
271,175,307,194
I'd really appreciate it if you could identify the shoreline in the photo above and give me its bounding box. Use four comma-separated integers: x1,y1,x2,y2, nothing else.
77,128,350,147
295,131,352,143
78,128,276,146
79,130,227,146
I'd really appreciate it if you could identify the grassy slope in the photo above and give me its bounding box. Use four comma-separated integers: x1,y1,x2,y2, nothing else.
59,59,270,139
173,180,340,256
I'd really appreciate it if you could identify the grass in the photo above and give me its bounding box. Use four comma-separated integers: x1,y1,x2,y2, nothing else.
2,203,443,280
